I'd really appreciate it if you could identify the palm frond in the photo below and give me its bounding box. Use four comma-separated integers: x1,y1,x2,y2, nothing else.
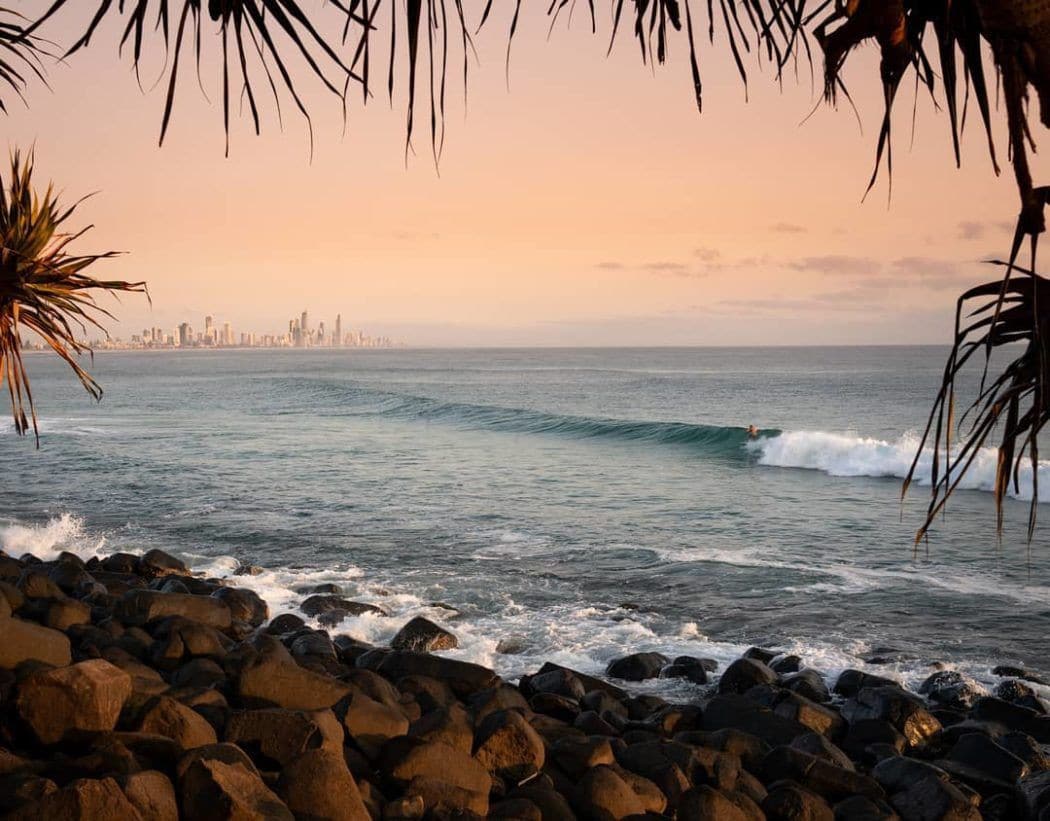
0,6,50,114
0,149,146,445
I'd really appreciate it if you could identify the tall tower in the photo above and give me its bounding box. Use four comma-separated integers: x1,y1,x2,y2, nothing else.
334,314,342,347
300,311,309,347
204,315,215,345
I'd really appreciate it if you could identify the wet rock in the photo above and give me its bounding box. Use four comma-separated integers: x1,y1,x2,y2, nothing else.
490,798,542,819
390,616,458,653
264,613,306,635
495,636,528,655
970,696,1050,742
120,770,178,821
605,652,669,682
704,694,812,746
0,616,72,668
762,746,885,803
791,732,855,771
473,708,546,782
992,665,1046,685
1018,770,1050,818
918,671,986,711
832,794,899,821
719,658,778,694
771,655,802,675
532,661,628,700
745,647,779,664
943,732,1029,787
3,776,143,821
409,703,473,754
660,656,710,684
762,781,834,821
999,730,1050,772
16,659,132,745
117,590,232,630
300,595,385,618
361,650,499,698
888,775,980,821
224,707,342,770
16,569,67,601
275,747,369,818
290,630,338,658
179,755,293,820
235,635,351,710
137,695,218,750
342,691,411,759
841,687,941,748
139,549,189,577
210,587,268,628
43,599,91,632
833,670,900,698
677,785,762,821
783,669,831,703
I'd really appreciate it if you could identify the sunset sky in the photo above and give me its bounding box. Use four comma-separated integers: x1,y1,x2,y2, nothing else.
5,1,1032,345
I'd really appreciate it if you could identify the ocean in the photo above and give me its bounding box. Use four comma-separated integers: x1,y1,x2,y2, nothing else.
2,346,1047,696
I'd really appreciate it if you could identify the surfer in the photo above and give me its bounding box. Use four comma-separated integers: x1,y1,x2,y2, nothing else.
747,424,759,439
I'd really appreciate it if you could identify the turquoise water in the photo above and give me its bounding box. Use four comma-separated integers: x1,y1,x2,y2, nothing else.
1,346,1046,693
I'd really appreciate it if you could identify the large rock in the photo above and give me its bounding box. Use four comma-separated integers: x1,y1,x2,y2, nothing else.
605,652,669,682
390,616,458,653
136,696,218,750
276,748,371,821
300,595,385,618
117,591,231,630
833,670,900,697
704,694,812,746
409,702,473,754
360,650,499,698
841,687,942,748
404,775,490,817
761,746,885,802
378,737,492,795
677,785,760,821
139,549,189,578
16,659,132,745
719,658,778,694
342,691,411,759
179,756,293,820
889,775,981,821
0,616,72,668
572,765,647,820
120,770,178,821
660,656,710,685
235,636,351,710
473,709,546,782
762,781,834,821
4,777,144,821
225,708,343,767
210,587,268,628
919,670,986,711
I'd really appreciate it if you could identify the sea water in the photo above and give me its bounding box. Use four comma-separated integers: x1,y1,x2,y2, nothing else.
1,346,1047,696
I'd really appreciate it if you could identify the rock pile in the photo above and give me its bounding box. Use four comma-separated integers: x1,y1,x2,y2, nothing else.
0,548,1047,819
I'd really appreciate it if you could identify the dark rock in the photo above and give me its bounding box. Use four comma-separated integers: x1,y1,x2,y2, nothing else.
235,635,351,710
170,658,226,689
870,756,950,793
532,661,628,700
341,690,410,759
468,683,531,723
225,707,341,768
179,755,293,820
841,719,907,760
783,669,831,703
889,775,980,821
378,737,492,795
745,647,779,664
116,590,232,630
762,746,885,802
210,587,268,628
473,708,546,782
522,668,587,701
841,687,941,748
361,650,499,698
945,732,1029,786
530,692,580,723
832,794,900,821
678,785,763,821
289,630,338,659
571,765,647,819
139,549,189,578
719,658,778,694
404,775,488,816
581,689,629,720
970,696,1050,742
992,665,1046,685
551,736,615,779
490,798,542,820
791,732,855,771
100,553,139,574
16,659,132,745
762,781,835,821
264,613,305,635
507,785,575,821
675,727,771,772
0,616,72,668
605,652,669,682
16,569,66,601
1018,770,1050,819
574,710,619,736
704,694,812,746
300,595,385,618
43,599,92,631
771,655,803,675
660,657,709,685
390,616,458,653
999,730,1050,772
409,702,473,754
918,670,986,711
495,636,528,655
833,670,900,698
119,769,178,821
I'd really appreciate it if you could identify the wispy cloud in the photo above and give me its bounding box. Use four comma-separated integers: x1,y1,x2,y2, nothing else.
957,221,985,241
595,261,624,270
787,255,882,275
770,222,807,234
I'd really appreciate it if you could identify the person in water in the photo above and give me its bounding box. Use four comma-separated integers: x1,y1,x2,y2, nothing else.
747,424,759,439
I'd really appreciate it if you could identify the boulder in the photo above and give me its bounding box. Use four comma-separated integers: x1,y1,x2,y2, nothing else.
490,798,543,820
605,652,669,682
44,599,92,632
703,694,812,746
265,613,306,635
677,785,762,821
523,668,587,701
276,748,371,820
841,687,941,748
762,781,835,821
473,708,546,782
791,732,855,771
508,785,576,821
390,616,458,653
531,661,628,700
3,777,144,821
918,671,986,711
970,697,1050,742
300,595,385,618
660,656,710,684
762,747,885,802
572,765,647,820
139,549,189,578
992,665,1045,684
551,736,616,779
409,703,473,754
675,728,771,772
889,775,981,821
16,659,132,745
210,587,268,628
225,707,342,767
120,770,178,821
379,737,491,796
0,616,72,668
404,775,489,816
771,655,802,674
16,569,66,601
179,756,293,820
342,691,411,759
719,658,778,694
613,741,693,805
784,669,831,703
832,794,900,821
136,696,218,750
235,636,351,710
944,731,1030,787
360,650,499,698
833,670,899,698
117,591,231,630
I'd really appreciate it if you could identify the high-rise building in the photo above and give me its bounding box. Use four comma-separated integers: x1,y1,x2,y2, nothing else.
334,314,342,347
300,311,308,347
179,323,192,346
222,321,233,346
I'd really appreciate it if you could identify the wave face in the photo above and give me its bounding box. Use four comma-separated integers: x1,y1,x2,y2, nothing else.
751,430,1050,503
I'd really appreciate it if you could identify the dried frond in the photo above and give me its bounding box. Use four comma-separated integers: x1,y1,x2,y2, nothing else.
0,149,146,444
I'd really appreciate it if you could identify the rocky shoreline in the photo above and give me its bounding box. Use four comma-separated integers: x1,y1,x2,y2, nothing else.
0,547,1048,820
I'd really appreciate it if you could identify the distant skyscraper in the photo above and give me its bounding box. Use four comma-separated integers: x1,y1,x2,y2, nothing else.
335,314,342,347
222,321,232,346
299,311,308,347
179,323,192,346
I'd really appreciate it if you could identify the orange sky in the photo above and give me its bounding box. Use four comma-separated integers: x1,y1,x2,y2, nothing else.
4,2,1034,345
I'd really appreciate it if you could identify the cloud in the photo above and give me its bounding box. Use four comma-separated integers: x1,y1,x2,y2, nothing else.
643,261,690,272
595,261,624,270
694,247,722,262
787,255,882,275
957,221,985,241
770,222,807,234
889,256,969,289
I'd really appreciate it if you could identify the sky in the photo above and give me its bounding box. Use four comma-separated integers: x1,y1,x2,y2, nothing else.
5,1,1035,346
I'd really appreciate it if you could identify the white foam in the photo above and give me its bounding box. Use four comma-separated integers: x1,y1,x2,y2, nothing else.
0,513,108,562
751,430,1050,502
